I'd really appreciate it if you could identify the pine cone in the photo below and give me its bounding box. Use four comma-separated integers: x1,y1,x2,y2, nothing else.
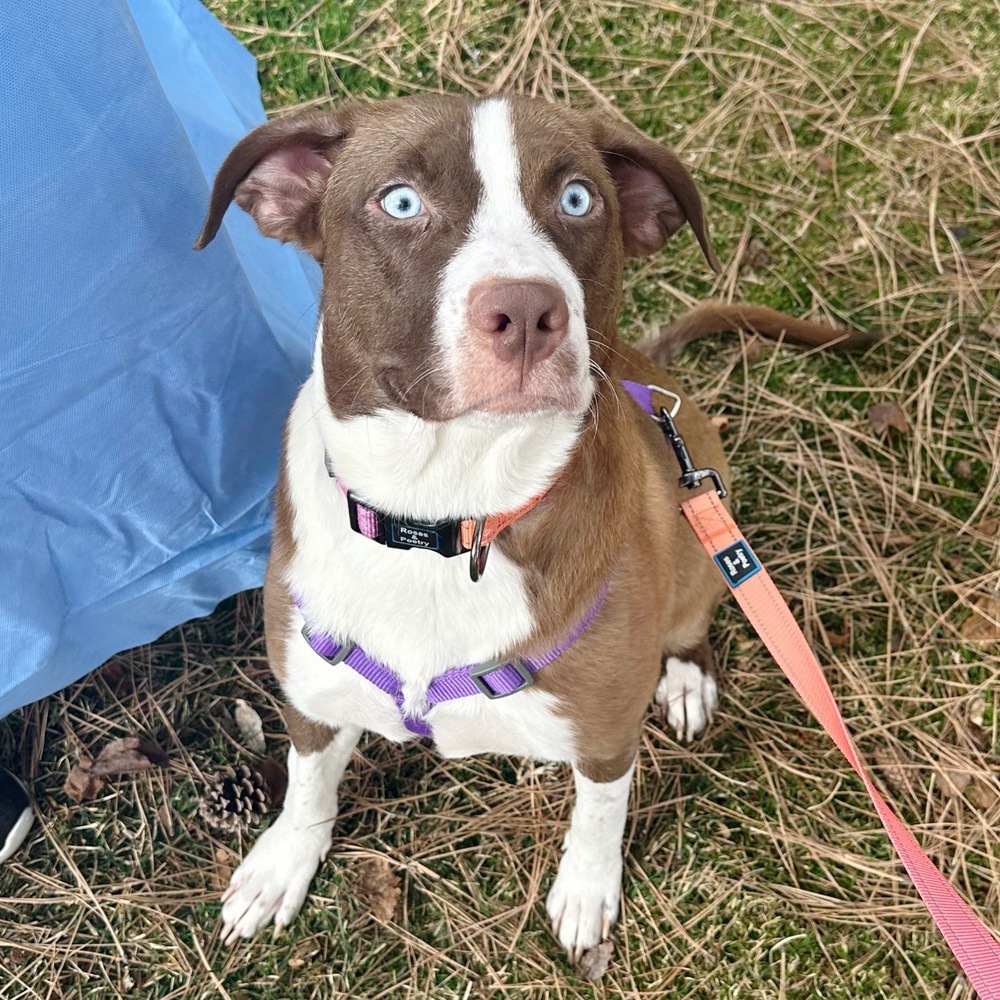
199,764,270,833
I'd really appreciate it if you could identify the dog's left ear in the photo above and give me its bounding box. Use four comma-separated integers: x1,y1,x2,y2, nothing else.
592,117,720,272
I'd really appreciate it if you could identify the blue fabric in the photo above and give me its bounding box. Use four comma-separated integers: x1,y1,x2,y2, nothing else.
0,0,320,715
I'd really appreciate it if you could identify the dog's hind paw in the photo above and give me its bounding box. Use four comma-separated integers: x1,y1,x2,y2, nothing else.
220,817,331,944
655,657,717,742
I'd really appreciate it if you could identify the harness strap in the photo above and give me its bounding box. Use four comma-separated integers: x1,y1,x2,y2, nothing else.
298,582,608,738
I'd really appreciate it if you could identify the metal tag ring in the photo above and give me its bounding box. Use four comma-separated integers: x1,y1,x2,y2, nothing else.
469,519,490,582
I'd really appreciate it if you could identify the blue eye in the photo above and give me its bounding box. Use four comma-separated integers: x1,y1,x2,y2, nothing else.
559,181,592,217
381,185,423,219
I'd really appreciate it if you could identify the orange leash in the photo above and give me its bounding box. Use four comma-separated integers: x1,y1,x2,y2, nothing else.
682,489,1000,996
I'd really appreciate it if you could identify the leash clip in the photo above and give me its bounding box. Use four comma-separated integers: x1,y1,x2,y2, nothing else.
656,406,728,499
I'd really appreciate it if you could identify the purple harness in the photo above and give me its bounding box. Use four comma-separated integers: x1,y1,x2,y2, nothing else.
298,586,608,737
297,379,667,738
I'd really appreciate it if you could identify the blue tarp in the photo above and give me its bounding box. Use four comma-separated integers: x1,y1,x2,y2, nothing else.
0,0,320,716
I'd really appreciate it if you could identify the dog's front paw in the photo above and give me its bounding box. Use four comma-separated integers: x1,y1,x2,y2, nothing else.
220,817,332,944
655,656,717,742
546,848,621,962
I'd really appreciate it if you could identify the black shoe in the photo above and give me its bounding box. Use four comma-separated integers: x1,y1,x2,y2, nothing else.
0,766,33,863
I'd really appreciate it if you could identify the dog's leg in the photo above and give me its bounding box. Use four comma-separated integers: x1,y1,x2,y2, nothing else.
546,758,635,960
220,713,361,943
655,639,718,742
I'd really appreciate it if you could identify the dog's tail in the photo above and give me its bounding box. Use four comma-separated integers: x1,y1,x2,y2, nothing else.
643,300,876,366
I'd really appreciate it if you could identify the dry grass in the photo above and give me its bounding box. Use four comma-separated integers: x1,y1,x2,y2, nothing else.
2,1,998,997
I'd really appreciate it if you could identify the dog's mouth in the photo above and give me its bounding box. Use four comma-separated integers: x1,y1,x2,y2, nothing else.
456,387,584,417
376,366,592,421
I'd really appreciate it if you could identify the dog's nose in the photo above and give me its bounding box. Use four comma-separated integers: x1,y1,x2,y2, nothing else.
468,281,569,367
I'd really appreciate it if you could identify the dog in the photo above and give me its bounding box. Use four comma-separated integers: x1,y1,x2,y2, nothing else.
195,94,866,959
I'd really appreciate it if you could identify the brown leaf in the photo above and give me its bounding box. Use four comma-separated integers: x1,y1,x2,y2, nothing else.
63,762,104,803
975,516,999,537
740,237,771,273
954,459,974,479
939,769,971,797
743,336,766,362
97,658,129,694
961,595,1000,642
288,940,319,971
872,747,919,799
823,627,848,648
89,736,169,777
354,857,401,923
210,846,238,893
814,151,835,174
577,941,615,981
966,777,1000,811
869,402,908,435
258,757,288,809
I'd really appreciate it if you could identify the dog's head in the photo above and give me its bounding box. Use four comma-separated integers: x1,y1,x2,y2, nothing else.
197,95,716,424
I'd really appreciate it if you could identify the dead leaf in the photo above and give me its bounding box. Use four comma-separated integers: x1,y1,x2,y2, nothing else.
975,516,999,537
743,336,766,362
210,846,238,893
97,658,128,694
288,941,319,971
954,459,974,479
939,769,971,797
740,237,771,273
63,762,105,803
873,747,919,799
354,857,401,923
89,736,168,777
258,757,288,809
578,941,615,981
157,802,174,834
823,627,848,648
966,778,1000,811
814,151,834,174
869,402,908,435
961,594,1000,642
970,694,987,729
234,700,266,755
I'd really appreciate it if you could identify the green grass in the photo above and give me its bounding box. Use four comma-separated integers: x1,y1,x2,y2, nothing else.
2,1,998,997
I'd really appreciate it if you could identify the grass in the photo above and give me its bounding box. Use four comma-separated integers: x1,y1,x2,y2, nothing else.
2,0,999,997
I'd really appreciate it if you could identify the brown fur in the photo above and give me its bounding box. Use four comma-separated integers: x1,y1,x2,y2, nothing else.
646,300,876,365
198,95,858,786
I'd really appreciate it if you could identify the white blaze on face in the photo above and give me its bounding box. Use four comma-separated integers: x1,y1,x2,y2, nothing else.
434,97,593,414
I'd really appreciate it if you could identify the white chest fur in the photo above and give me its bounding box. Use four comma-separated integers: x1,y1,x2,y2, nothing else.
280,376,579,762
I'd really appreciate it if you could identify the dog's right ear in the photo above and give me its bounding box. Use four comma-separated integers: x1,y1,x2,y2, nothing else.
194,111,351,260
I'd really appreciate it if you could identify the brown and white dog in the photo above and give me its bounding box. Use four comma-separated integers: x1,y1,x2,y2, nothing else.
196,95,864,958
